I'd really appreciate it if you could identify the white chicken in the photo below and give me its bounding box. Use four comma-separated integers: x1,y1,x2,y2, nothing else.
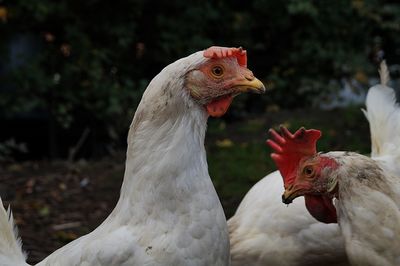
228,61,397,266
268,62,400,266
228,164,348,266
0,46,265,266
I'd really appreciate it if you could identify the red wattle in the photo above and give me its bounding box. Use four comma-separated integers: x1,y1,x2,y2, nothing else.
304,194,337,224
206,95,234,117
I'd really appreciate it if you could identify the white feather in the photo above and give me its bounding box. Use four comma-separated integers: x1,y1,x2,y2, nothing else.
0,198,28,266
332,61,400,265
37,51,230,266
362,68,400,176
0,51,230,266
324,152,400,266
228,171,348,266
379,60,390,86
228,61,400,266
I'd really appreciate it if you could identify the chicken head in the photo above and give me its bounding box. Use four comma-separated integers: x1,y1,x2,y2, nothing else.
186,46,265,117
267,126,339,223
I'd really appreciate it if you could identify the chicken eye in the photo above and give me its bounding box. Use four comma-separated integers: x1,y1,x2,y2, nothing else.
303,166,314,177
211,65,224,77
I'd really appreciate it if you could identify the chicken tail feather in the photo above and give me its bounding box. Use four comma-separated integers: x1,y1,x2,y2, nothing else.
0,198,29,266
362,62,400,173
379,60,390,86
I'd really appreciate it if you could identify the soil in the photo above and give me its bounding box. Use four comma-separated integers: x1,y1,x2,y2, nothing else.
0,157,125,264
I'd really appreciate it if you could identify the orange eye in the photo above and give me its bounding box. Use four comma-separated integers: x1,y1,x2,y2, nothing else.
303,166,314,177
211,65,224,77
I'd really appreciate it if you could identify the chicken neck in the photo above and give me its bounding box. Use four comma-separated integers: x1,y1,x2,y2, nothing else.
326,152,400,266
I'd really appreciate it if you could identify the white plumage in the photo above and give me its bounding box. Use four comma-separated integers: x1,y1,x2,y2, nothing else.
363,61,400,175
0,47,265,266
0,198,27,266
228,170,348,266
229,61,399,266
266,61,400,266
323,151,400,266
333,61,400,266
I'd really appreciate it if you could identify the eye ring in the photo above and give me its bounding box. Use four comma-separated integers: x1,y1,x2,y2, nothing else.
211,65,224,77
303,166,315,177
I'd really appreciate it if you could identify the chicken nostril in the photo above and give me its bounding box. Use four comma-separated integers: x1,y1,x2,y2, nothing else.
245,74,254,81
244,70,255,81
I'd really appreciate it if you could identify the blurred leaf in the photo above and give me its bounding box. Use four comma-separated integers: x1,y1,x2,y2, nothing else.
1,0,400,159
39,206,50,217
216,139,234,148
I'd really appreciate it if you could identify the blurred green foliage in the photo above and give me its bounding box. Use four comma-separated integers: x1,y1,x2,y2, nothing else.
0,0,399,157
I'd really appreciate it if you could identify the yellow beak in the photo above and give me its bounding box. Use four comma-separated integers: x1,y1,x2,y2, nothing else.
282,185,303,204
233,77,266,94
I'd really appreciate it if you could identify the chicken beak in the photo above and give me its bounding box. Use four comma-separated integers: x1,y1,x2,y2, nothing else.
233,77,266,94
281,186,303,204
203,69,265,118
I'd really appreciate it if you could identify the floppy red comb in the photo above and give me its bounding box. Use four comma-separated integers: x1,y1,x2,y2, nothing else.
203,46,247,67
266,126,321,187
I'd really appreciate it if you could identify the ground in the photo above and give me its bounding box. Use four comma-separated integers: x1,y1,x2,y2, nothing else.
0,107,370,264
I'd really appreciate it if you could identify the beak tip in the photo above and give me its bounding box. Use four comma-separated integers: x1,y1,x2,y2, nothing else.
282,194,293,204
234,78,266,94
250,83,266,94
253,78,266,94
259,84,266,94
251,83,266,94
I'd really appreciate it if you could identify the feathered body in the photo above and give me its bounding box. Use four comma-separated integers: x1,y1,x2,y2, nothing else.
39,57,229,265
0,47,265,266
323,152,400,266
229,61,399,266
331,62,400,266
274,61,400,266
228,171,347,266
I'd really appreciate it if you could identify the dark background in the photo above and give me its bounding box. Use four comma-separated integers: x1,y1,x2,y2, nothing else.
0,0,399,263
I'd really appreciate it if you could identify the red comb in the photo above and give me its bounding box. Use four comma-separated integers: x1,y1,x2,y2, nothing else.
203,46,247,67
266,126,321,187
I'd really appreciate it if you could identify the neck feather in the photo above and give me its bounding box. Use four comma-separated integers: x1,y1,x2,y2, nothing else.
110,66,214,224
328,152,389,197
326,152,400,219
326,152,400,264
121,104,208,201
